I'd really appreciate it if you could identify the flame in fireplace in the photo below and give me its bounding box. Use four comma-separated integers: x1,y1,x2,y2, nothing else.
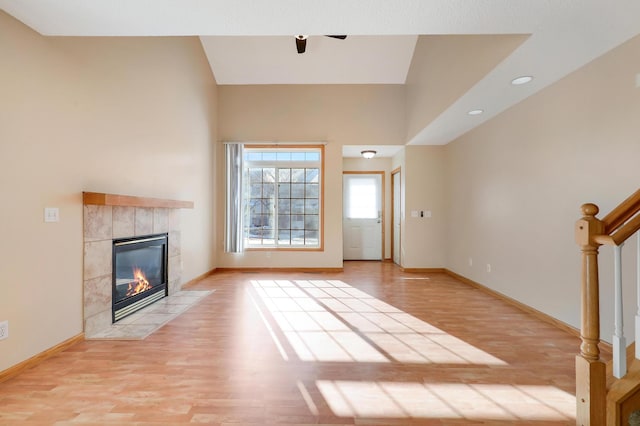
127,267,152,297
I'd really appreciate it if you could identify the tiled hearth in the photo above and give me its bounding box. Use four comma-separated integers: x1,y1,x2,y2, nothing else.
83,200,185,338
87,289,212,340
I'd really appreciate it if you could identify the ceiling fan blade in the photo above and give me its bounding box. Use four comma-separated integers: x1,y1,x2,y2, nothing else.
325,35,347,40
296,37,307,54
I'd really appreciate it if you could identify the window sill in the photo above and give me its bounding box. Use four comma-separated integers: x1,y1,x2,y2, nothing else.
244,247,324,252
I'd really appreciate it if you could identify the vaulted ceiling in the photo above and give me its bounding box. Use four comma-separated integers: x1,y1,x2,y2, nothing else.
2,1,639,150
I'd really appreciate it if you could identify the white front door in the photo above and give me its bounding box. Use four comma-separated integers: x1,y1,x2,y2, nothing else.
343,173,382,260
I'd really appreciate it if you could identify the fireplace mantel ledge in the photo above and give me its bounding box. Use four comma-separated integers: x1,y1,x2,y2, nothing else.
83,192,194,209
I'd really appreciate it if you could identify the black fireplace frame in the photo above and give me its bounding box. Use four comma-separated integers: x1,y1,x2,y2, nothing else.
112,233,168,322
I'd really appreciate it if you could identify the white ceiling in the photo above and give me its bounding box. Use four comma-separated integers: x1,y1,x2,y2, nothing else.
342,146,404,159
200,36,418,85
2,0,640,150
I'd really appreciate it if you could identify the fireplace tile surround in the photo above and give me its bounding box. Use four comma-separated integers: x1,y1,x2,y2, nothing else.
83,197,188,338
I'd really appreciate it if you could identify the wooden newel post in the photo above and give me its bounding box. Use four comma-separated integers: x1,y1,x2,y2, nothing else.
575,203,606,426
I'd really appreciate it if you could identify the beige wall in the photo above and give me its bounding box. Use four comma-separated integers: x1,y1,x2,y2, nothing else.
388,145,447,270
401,146,447,269
0,12,218,371
217,85,405,268
405,35,527,142
444,33,640,337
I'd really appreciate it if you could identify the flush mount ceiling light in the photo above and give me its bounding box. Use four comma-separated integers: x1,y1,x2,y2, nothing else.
361,150,377,159
467,109,484,116
511,75,534,85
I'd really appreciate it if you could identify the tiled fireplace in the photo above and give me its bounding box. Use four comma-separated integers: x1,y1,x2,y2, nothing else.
82,192,192,337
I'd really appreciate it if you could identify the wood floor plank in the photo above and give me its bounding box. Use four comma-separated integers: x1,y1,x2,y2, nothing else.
0,262,588,425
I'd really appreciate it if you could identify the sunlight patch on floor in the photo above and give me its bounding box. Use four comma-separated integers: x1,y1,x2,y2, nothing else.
316,380,575,421
250,279,506,366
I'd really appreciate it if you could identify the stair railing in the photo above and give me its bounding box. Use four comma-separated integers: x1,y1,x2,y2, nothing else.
576,188,640,426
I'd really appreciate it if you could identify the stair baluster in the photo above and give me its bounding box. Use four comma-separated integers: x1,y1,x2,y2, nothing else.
613,243,626,379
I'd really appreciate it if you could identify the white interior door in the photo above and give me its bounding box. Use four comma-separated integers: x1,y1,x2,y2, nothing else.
392,171,401,265
343,173,382,260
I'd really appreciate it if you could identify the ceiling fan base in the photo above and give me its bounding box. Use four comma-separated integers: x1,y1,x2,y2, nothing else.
294,35,347,54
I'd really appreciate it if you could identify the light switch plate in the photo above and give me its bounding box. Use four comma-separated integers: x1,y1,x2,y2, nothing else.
44,207,59,222
0,320,8,340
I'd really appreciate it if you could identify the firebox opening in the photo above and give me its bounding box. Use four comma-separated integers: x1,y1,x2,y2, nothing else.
112,233,168,322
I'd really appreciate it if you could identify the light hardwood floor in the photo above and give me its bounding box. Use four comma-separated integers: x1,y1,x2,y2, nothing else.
1,262,587,425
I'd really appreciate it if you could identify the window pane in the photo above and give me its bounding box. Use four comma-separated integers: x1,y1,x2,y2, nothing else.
247,152,262,162
291,230,305,245
291,183,304,198
279,169,291,182
305,215,319,230
278,214,291,229
248,227,262,241
278,231,291,245
306,169,319,183
345,176,379,219
247,235,261,245
305,183,318,198
305,199,319,214
263,168,275,182
277,199,290,214
305,152,320,161
263,183,276,198
248,220,261,234
249,225,262,238
263,152,277,161
249,200,261,215
250,184,262,198
291,199,304,214
278,183,290,198
262,198,274,213
292,169,305,183
249,168,262,182
305,230,318,245
250,214,271,228
291,215,305,230
262,228,275,239
276,152,291,161
291,152,305,161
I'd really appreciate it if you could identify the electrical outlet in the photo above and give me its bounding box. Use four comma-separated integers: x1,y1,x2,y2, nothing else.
486,264,492,273
0,320,8,340
468,258,473,267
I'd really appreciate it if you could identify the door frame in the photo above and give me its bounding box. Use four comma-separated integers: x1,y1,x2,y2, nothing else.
391,167,401,266
342,171,385,261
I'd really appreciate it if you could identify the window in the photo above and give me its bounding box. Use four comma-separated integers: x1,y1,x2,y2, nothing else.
243,145,323,249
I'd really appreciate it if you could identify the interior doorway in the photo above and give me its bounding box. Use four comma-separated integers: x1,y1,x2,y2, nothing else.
343,171,384,260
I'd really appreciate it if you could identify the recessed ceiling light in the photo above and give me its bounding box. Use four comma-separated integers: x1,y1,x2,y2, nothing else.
511,76,533,85
467,109,484,116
